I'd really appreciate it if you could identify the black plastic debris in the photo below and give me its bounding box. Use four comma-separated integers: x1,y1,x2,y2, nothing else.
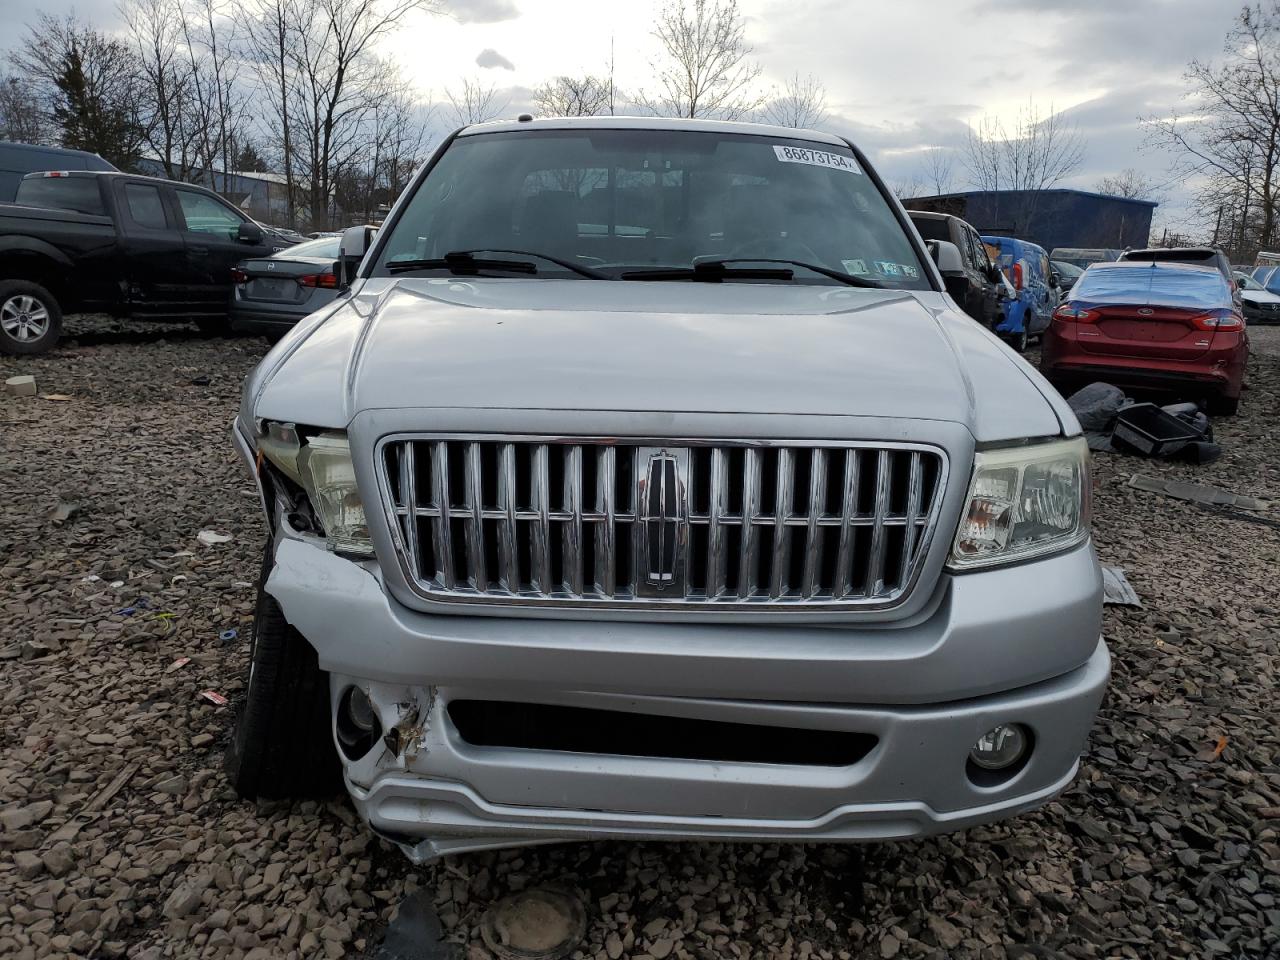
1112,403,1203,458
367,890,460,960
1066,382,1127,432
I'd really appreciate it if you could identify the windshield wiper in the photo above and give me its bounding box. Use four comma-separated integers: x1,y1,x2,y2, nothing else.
622,258,883,288
621,261,795,282
386,251,537,276
451,248,611,279
386,249,610,279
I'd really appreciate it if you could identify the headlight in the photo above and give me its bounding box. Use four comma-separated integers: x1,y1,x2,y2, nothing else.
949,437,1090,569
297,433,374,556
259,425,373,557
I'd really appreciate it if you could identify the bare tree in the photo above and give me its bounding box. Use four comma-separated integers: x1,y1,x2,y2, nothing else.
290,0,438,229
0,72,52,144
14,13,148,168
921,146,956,195
533,74,612,117
120,0,199,179
1095,168,1159,200
762,73,826,129
444,77,507,126
239,0,307,225
641,0,762,119
965,101,1085,195
1146,4,1280,257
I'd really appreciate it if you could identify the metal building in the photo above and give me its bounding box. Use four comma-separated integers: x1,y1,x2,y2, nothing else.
902,189,1157,252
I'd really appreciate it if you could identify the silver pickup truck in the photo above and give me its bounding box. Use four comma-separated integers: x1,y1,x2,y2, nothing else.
228,117,1108,863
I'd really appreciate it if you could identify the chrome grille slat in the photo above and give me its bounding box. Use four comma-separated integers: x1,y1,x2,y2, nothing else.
380,436,946,611
430,441,454,591
563,445,584,596
463,442,487,592
705,449,728,598
865,449,892,598
834,449,860,599
738,448,763,600
497,443,518,591
801,449,827,598
769,449,794,599
595,447,616,597
531,444,552,594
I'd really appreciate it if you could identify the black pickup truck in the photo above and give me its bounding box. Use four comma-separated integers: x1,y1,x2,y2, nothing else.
0,170,280,354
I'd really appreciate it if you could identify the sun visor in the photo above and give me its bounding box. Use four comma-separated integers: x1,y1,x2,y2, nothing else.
1071,264,1231,309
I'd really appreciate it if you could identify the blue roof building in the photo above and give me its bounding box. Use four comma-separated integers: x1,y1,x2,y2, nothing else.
902,188,1157,252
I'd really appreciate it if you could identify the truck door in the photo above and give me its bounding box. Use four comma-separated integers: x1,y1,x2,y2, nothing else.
114,180,192,318
173,186,272,317
964,227,999,327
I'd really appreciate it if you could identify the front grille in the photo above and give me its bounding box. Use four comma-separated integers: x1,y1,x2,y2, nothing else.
378,436,947,611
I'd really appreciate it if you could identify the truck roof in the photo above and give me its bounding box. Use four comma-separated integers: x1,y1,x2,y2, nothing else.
456,115,849,147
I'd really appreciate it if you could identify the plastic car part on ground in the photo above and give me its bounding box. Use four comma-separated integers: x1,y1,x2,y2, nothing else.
1064,382,1220,463
1100,566,1141,608
1128,475,1268,510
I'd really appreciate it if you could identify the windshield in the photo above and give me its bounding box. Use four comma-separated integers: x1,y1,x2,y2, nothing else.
1070,265,1231,309
373,128,929,288
278,236,341,259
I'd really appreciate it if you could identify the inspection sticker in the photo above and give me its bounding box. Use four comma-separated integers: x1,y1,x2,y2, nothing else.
773,145,862,174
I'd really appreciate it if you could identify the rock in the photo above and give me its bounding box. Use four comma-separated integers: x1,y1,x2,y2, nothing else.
13,851,43,879
42,844,75,877
927,916,963,949
163,873,211,919
154,776,187,795
5,375,37,397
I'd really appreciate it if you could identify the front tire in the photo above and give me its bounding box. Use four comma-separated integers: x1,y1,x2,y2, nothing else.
0,280,63,355
224,544,342,800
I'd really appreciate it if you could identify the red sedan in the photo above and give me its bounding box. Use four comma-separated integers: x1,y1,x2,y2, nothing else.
1041,261,1248,415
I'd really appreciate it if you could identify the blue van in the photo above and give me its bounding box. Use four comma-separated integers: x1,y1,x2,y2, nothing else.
982,235,1056,351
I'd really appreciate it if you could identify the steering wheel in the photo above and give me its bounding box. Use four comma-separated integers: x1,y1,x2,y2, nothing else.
727,236,825,265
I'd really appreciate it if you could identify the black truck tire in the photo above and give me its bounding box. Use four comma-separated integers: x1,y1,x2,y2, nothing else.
0,280,63,355
224,544,343,800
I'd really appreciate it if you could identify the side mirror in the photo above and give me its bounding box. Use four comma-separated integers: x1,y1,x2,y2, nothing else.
1050,272,1061,287
927,239,966,276
339,225,375,286
987,264,1004,284
237,221,265,245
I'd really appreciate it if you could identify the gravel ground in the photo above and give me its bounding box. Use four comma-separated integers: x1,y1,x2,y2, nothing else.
2,316,1278,960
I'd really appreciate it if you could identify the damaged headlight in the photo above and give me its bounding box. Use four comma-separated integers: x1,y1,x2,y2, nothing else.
259,424,374,557
949,437,1090,570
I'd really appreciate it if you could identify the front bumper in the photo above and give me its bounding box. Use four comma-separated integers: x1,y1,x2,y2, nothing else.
264,536,1109,861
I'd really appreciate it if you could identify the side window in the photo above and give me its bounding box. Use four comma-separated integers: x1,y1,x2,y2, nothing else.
965,230,986,271
124,183,167,229
175,189,243,241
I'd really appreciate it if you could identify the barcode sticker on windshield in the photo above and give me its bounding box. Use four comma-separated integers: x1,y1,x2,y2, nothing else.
773,145,862,174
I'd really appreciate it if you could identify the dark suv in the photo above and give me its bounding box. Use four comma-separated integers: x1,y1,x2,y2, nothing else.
907,210,1003,328
1119,247,1233,286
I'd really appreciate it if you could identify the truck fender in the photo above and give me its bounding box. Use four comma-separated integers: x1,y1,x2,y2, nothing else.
0,235,75,273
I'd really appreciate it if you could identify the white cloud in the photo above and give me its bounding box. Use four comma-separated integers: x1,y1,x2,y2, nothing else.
476,47,515,70
441,0,520,24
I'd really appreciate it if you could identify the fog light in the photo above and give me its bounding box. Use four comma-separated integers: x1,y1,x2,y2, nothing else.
969,723,1028,770
347,686,377,732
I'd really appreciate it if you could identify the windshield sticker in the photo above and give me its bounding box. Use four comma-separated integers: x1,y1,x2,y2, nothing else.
902,264,919,279
842,259,869,275
873,260,902,277
772,145,863,174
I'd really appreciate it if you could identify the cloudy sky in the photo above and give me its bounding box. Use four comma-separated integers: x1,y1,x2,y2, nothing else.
4,0,1245,231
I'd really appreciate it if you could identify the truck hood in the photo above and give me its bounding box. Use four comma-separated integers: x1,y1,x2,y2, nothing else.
247,278,1064,441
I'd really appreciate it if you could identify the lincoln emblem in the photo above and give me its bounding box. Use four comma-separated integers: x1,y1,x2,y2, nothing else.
638,451,686,589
